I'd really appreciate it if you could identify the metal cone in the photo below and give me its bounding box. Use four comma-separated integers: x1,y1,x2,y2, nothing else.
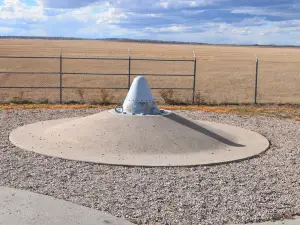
122,76,160,115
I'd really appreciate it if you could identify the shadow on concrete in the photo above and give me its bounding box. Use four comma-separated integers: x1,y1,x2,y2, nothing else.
164,113,245,147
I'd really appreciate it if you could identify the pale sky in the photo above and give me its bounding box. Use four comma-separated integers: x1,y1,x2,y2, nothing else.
1,0,300,45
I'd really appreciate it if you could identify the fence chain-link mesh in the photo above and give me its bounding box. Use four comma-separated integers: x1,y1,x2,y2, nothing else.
258,60,300,104
197,59,256,104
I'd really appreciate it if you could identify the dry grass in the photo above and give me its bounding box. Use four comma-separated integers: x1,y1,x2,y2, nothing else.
159,89,176,104
96,89,115,105
74,88,85,103
0,39,300,104
1,103,300,121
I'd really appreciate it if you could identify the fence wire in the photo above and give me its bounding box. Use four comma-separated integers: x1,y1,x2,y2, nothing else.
196,59,256,104
258,60,300,104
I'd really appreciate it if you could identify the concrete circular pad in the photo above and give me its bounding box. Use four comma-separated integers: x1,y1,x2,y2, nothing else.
0,186,133,225
9,110,269,167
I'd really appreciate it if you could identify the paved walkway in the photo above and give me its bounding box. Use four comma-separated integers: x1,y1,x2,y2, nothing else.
0,186,133,225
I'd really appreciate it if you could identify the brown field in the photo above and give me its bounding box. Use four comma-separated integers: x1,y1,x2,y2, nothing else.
0,39,300,104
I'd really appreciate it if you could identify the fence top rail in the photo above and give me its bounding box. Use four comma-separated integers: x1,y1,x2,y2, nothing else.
63,56,128,60
131,73,194,77
0,86,194,90
0,71,60,74
131,58,194,62
0,72,195,76
0,55,195,61
0,55,60,59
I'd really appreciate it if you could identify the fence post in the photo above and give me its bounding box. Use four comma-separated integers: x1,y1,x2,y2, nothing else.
128,56,131,90
59,50,63,104
254,55,259,104
192,51,197,104
128,48,131,90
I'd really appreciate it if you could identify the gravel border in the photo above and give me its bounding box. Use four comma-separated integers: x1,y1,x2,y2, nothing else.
0,109,299,225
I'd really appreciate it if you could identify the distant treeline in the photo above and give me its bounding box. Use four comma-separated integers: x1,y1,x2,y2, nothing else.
0,36,87,40
0,36,299,48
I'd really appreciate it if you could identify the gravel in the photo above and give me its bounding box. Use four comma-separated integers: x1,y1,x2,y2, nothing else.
0,109,300,225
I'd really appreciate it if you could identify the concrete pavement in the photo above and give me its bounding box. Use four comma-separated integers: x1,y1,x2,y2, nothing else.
1,186,299,225
0,186,133,225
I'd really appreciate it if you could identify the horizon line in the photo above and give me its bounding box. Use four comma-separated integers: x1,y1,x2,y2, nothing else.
1,35,300,48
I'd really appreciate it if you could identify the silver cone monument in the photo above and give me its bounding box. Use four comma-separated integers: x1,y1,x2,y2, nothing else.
122,76,160,115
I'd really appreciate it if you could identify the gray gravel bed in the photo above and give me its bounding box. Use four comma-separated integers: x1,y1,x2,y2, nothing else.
0,109,299,225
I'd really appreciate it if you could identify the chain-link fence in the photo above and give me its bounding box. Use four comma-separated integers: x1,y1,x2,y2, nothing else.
0,54,299,105
195,57,300,105
257,59,300,104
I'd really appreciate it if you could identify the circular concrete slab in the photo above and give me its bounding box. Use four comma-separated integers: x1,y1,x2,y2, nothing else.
9,110,269,167
0,186,133,225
